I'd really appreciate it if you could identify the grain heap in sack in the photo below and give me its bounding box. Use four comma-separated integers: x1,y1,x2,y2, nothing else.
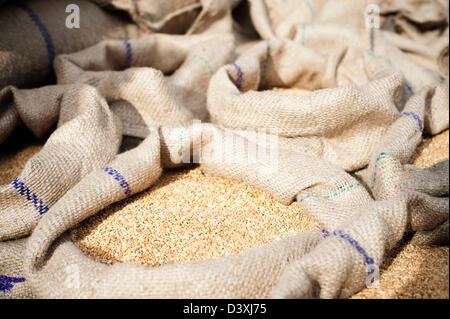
0,0,448,299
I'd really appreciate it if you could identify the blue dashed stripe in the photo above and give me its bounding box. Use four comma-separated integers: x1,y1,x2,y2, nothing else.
123,40,132,68
399,111,423,132
16,1,55,67
232,63,243,89
11,177,49,215
322,229,374,265
104,167,131,197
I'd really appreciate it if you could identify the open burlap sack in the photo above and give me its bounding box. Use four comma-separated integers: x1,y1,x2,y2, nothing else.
0,121,367,298
2,83,448,297
91,0,241,35
0,33,234,241
14,126,322,298
0,1,448,299
208,39,414,171
0,0,142,90
1,90,448,299
272,82,449,298
0,85,123,241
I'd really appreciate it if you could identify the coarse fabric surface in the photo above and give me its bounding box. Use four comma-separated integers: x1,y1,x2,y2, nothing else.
0,0,448,299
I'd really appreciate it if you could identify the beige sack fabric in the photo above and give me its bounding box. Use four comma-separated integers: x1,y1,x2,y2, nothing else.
2,88,448,298
208,40,406,171
0,0,144,144
0,0,142,90
0,0,449,299
247,0,449,78
0,32,234,241
91,0,240,35
379,0,449,51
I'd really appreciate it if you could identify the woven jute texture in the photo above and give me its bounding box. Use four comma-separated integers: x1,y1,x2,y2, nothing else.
0,0,143,90
0,0,449,299
0,0,144,143
0,126,448,299
91,0,241,35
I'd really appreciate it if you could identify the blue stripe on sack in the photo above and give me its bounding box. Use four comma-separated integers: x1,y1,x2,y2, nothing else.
231,63,243,89
11,177,49,215
104,167,132,197
399,111,423,132
123,40,133,68
16,1,55,67
322,229,374,265
0,275,26,293
405,81,414,94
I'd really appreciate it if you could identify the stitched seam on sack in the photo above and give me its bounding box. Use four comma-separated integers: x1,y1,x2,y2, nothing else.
304,0,315,20
11,177,49,215
16,1,55,67
399,111,423,132
191,53,214,75
232,63,243,89
321,229,375,265
301,23,307,46
0,266,33,299
298,183,362,202
104,167,132,197
123,40,133,68
370,152,387,192
363,50,375,58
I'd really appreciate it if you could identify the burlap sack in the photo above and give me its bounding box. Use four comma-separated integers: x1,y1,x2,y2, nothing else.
2,84,447,298
1,95,448,298
0,120,367,298
0,0,448,300
272,83,449,298
247,0,449,78
379,0,449,51
90,0,240,35
0,32,234,242
208,39,411,171
54,33,235,125
0,85,123,241
0,0,142,90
